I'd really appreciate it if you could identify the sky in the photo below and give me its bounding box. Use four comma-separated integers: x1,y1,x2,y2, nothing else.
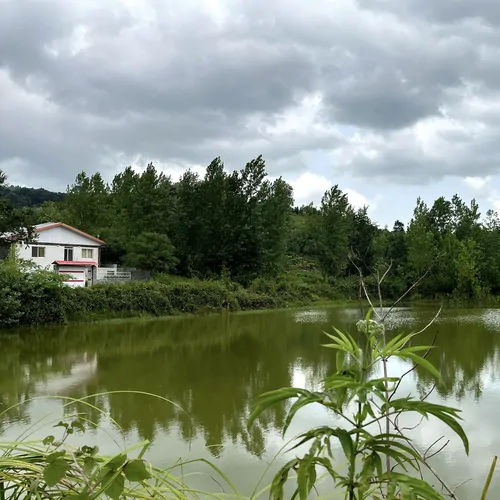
2,0,500,227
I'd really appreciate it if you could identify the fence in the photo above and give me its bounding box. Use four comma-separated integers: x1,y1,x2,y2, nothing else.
96,267,132,283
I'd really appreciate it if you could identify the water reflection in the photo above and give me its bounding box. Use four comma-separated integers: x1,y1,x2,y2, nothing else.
1,306,500,494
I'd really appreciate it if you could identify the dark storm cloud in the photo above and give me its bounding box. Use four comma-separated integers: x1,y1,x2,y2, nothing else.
2,0,500,188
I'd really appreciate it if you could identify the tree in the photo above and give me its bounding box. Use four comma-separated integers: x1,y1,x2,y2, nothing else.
172,169,204,276
259,177,294,275
0,171,35,246
347,206,376,277
405,199,439,294
316,185,354,277
455,238,482,299
198,157,228,275
64,171,110,235
123,232,178,274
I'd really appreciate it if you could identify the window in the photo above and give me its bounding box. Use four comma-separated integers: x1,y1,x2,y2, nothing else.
82,248,94,259
64,247,74,261
31,246,46,258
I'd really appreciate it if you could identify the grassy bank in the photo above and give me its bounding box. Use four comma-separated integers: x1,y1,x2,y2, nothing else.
65,272,353,324
4,256,498,329
1,263,361,328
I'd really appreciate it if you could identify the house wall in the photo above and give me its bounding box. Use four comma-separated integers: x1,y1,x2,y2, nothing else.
17,243,101,270
36,226,101,246
16,226,103,270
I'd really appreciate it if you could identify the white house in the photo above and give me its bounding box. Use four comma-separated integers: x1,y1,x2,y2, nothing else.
17,222,106,287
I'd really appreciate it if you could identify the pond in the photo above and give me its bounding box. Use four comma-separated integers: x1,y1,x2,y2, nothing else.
1,305,499,498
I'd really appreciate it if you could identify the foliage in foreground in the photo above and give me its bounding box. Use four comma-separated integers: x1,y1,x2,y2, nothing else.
0,420,237,500
248,311,482,499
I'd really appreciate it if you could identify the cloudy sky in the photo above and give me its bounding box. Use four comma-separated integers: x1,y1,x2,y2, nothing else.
2,0,500,226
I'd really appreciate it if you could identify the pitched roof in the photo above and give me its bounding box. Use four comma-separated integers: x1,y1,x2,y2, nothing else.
35,222,106,245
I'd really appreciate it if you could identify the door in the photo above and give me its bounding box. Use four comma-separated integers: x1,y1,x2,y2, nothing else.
85,267,92,286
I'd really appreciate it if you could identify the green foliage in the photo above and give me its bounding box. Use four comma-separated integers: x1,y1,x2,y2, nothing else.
0,254,68,328
0,171,36,246
248,311,471,499
7,157,500,302
0,415,237,500
316,185,354,277
65,275,338,323
0,183,64,208
123,232,178,274
0,253,347,329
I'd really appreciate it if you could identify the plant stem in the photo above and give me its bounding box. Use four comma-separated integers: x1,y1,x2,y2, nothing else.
480,455,498,500
348,400,362,500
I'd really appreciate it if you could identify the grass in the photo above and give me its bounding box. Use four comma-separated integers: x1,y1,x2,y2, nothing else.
0,392,245,500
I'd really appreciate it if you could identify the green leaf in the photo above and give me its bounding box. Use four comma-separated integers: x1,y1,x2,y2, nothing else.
335,428,354,460
396,350,443,383
399,345,435,354
43,460,70,486
332,327,359,354
43,435,55,446
382,472,445,500
123,459,151,482
45,450,66,464
386,398,469,454
381,332,428,358
83,456,96,476
336,350,346,371
368,439,422,464
270,459,297,500
370,446,411,472
71,419,86,433
282,392,324,437
365,307,373,323
107,453,127,471
359,452,377,480
101,472,125,500
248,387,315,429
296,458,315,500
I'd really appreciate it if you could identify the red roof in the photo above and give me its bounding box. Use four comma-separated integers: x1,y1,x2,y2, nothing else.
54,260,98,266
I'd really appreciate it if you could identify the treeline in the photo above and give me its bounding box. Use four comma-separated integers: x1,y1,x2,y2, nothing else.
17,157,500,300
0,184,65,208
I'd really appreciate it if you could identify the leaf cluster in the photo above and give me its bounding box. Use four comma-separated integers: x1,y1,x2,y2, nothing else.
248,310,469,499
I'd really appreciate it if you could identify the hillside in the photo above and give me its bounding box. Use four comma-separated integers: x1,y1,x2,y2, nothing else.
0,184,65,208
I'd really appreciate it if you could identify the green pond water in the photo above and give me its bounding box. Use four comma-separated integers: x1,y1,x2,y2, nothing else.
1,305,499,498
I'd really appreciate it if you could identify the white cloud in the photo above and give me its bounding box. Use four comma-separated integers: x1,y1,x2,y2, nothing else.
464,176,491,193
4,0,500,221
290,172,330,206
290,172,377,214
463,175,500,214
345,188,371,210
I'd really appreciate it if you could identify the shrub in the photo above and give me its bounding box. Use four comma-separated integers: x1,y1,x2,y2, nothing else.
0,257,67,327
0,261,344,328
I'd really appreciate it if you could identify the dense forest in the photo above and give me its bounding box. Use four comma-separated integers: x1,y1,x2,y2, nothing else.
5,156,500,300
0,184,65,208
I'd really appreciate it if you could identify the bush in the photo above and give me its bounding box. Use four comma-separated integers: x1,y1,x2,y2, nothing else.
65,280,242,321
0,258,68,328
0,261,344,328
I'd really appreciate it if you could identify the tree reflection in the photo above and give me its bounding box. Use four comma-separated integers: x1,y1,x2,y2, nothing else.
1,307,500,458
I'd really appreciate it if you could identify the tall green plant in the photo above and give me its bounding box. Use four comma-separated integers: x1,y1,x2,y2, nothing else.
248,310,470,499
